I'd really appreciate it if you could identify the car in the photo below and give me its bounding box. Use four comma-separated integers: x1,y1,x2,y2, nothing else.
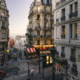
0,71,7,78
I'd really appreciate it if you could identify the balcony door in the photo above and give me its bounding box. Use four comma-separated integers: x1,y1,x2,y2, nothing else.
37,31,40,36
2,22,5,27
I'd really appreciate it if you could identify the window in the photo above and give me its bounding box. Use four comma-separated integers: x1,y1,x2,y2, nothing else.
1,12,5,16
37,23,40,27
62,8,65,17
74,2,78,12
62,47,65,53
37,15,40,20
44,31,46,36
51,23,53,27
24,40,25,43
56,11,59,22
1,33,6,38
50,8,52,12
44,7,46,11
37,40,40,45
44,23,46,27
2,22,5,27
70,4,73,14
44,15,46,20
69,24,73,38
61,26,65,39
37,0,40,2
38,7,40,12
71,49,75,57
37,31,40,36
43,0,47,4
56,26,59,38
74,23,78,38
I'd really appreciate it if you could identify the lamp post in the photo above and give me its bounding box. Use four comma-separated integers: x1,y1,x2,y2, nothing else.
6,49,9,67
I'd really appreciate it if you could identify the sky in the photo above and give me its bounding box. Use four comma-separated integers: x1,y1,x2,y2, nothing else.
5,0,33,38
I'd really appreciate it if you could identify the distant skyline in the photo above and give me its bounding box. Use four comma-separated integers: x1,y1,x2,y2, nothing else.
5,0,33,38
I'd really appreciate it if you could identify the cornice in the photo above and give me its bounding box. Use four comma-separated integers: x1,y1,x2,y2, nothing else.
54,42,80,48
54,17,80,26
53,0,74,12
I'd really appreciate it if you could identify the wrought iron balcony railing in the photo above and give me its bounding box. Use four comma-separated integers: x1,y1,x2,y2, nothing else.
69,13,74,18
70,56,76,62
73,11,78,17
1,26,6,30
61,34,65,39
71,68,78,77
35,27,41,30
50,19,54,21
44,19,48,21
61,52,65,57
61,16,65,21
27,28,33,31
1,16,7,20
56,18,59,22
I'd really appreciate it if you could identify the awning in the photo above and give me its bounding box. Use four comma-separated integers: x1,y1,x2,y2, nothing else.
26,48,36,53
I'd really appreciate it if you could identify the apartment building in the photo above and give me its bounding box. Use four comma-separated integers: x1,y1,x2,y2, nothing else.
26,0,54,54
52,0,80,80
0,0,9,64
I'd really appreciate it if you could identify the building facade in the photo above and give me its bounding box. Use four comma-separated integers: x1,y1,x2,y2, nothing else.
52,0,80,80
26,0,54,54
15,36,26,58
0,0,9,63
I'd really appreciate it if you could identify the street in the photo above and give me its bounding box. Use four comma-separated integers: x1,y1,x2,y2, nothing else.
0,57,53,80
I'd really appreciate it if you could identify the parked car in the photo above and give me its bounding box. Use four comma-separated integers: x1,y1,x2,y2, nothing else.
0,71,7,78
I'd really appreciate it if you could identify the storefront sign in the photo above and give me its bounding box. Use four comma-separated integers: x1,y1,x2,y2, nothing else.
50,56,53,63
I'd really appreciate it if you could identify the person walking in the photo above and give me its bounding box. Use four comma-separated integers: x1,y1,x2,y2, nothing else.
30,68,34,77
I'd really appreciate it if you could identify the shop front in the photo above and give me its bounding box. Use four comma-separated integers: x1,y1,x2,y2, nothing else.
54,57,67,80
26,48,37,59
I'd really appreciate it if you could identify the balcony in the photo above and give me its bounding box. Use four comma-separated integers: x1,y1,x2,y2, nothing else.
70,56,76,62
69,13,74,18
44,35,51,38
73,11,78,17
35,27,41,30
1,26,6,30
28,11,33,18
71,68,78,77
50,19,54,22
43,27,49,30
61,0,66,3
61,53,65,57
0,48,4,52
61,34,65,39
36,19,40,21
50,27,54,30
56,2,59,6
29,21,32,24
1,16,7,20
56,18,59,22
28,35,33,39
27,28,33,31
34,35,40,38
61,16,65,21
44,19,48,22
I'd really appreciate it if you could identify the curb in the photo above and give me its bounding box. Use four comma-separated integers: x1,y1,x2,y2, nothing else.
0,66,13,69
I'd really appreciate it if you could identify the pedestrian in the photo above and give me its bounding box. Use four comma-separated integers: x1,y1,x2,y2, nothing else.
30,68,34,77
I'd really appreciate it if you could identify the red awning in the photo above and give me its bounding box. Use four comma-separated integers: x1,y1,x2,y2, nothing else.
26,48,36,53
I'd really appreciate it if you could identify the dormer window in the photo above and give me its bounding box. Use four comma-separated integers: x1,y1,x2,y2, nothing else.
37,0,40,2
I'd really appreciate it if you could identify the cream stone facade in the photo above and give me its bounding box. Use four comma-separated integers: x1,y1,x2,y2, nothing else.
0,0,9,62
26,0,54,48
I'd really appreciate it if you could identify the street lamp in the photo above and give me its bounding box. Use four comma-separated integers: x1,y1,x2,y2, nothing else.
6,49,9,67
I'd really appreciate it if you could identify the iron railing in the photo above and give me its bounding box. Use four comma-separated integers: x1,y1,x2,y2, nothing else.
61,34,65,39
1,16,7,20
61,53,65,57
70,56,76,62
73,11,78,17
61,16,65,21
1,26,6,30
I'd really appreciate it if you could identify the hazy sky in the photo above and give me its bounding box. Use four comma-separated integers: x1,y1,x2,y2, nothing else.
5,0,33,38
